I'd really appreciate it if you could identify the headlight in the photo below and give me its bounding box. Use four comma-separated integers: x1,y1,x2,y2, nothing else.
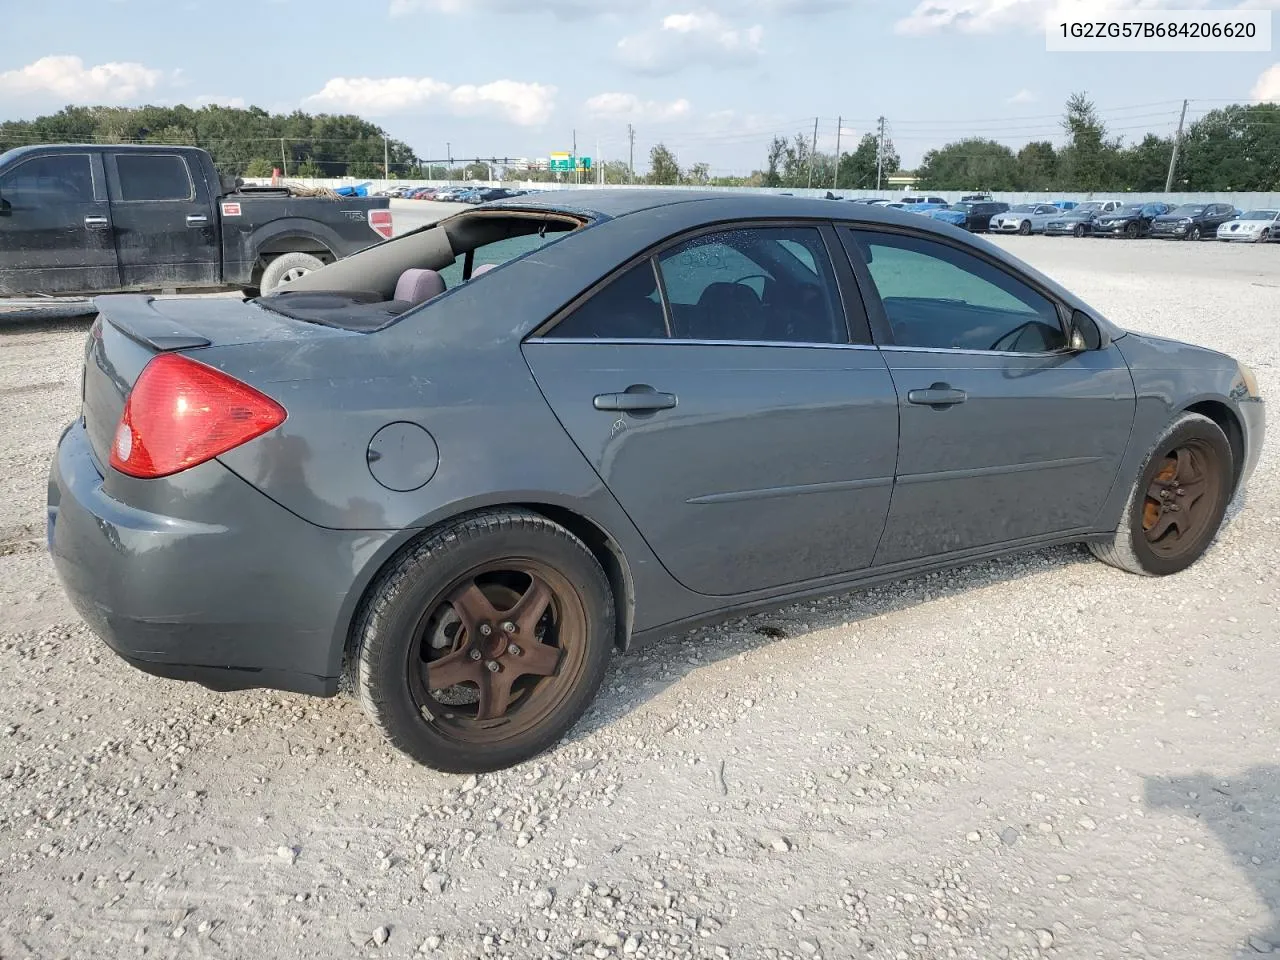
1234,363,1261,399
1179,218,1193,224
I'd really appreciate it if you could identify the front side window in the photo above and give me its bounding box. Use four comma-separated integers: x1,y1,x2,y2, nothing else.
115,154,193,202
655,226,845,344
0,154,94,203
847,229,1066,354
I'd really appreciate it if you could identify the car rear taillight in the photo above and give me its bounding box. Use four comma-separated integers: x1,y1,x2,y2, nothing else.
369,209,393,240
109,353,286,479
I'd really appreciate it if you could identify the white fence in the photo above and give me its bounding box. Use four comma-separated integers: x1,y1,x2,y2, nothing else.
243,178,1280,208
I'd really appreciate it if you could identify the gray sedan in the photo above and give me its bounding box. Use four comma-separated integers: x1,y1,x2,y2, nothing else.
48,191,1266,773
989,203,1062,234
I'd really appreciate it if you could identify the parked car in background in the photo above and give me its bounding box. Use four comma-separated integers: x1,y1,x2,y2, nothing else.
960,193,993,202
1091,202,1172,238
1150,203,1238,240
49,191,1265,773
989,203,1062,235
1044,201,1123,237
901,196,949,206
848,198,893,205
1217,209,1280,242
0,143,393,297
931,200,1009,232
1052,200,1079,210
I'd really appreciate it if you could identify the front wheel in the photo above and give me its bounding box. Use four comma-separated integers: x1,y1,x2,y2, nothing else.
1124,222,1139,239
1259,229,1271,243
350,509,615,773
1089,413,1233,576
1073,224,1086,238
1187,225,1202,241
1018,220,1031,235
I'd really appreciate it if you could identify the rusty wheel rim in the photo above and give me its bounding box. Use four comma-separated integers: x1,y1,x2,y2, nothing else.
1141,439,1221,559
406,561,587,744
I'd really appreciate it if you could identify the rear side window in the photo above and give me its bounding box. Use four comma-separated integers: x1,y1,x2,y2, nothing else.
655,226,846,344
0,154,94,203
544,261,668,340
115,154,194,202
439,230,567,288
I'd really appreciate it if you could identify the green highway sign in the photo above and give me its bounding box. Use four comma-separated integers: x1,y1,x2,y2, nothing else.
548,154,592,172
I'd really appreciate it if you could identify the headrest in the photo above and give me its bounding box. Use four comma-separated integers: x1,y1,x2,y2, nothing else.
394,268,445,306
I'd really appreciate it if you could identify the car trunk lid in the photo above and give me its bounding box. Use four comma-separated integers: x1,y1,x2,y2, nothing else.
81,294,349,468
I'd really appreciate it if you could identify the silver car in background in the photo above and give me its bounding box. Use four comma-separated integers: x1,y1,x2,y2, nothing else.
1217,209,1280,242
990,203,1062,235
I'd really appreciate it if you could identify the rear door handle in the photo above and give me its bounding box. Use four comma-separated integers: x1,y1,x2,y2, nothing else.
186,215,209,226
907,383,968,408
594,389,677,412
83,216,109,228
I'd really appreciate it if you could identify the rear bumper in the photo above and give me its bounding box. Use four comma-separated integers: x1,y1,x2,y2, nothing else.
47,420,397,697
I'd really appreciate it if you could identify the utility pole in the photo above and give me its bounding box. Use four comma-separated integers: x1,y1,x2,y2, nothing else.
833,117,842,190
807,116,818,189
383,135,389,179
628,124,635,183
572,128,578,184
1165,98,1189,193
446,141,452,181
876,116,886,192
280,138,288,178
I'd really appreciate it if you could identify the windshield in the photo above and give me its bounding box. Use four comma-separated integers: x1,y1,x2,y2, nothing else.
1171,205,1205,216
949,203,972,212
1116,204,1145,215
1242,209,1277,219
1008,204,1037,213
1072,202,1103,215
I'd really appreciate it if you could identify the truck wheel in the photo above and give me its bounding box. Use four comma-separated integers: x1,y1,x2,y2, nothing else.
260,253,325,293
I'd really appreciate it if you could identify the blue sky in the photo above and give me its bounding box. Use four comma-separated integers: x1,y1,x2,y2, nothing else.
3,0,1280,173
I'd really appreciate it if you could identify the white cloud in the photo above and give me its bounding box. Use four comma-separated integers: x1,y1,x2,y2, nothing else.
1007,88,1036,104
304,76,556,126
618,10,763,74
584,92,692,121
0,55,162,103
1252,63,1280,100
389,0,614,16
895,0,1266,35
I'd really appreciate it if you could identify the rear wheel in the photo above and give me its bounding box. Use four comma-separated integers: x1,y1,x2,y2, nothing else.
1089,413,1232,576
350,509,615,773
259,252,325,293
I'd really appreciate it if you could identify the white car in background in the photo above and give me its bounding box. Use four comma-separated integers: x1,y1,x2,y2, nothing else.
1216,209,1280,242
989,203,1063,235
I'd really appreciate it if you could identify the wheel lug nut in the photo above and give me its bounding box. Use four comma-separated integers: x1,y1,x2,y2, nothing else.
485,661,500,673
469,649,482,661
507,643,521,656
502,620,517,634
479,623,493,637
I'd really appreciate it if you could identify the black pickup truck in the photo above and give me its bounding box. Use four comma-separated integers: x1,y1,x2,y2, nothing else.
0,144,393,298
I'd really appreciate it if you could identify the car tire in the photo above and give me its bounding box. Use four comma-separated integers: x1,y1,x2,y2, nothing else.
1124,222,1139,239
1073,224,1086,238
1187,226,1202,241
259,252,325,293
1018,220,1031,235
1259,229,1270,243
1088,412,1233,577
349,508,615,773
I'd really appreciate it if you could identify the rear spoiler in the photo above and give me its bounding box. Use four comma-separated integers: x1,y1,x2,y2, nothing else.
92,295,212,351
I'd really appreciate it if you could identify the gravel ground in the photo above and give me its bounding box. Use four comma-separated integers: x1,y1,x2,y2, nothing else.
0,236,1276,960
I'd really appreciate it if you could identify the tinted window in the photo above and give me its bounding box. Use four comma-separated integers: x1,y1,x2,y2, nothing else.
545,261,667,340
0,154,94,203
655,226,846,344
116,154,193,202
849,230,1066,354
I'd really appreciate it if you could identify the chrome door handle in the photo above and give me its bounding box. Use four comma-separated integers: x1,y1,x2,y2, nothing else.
593,389,677,412
186,215,209,226
83,216,109,228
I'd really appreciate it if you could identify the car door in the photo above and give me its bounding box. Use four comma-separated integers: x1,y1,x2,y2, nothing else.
104,151,219,290
523,222,900,597
1208,204,1235,233
0,151,117,295
839,226,1136,566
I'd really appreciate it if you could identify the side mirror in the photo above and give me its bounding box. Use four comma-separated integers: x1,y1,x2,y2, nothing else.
1067,325,1088,352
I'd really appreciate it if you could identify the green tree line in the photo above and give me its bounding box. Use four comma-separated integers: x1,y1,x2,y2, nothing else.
0,104,419,178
